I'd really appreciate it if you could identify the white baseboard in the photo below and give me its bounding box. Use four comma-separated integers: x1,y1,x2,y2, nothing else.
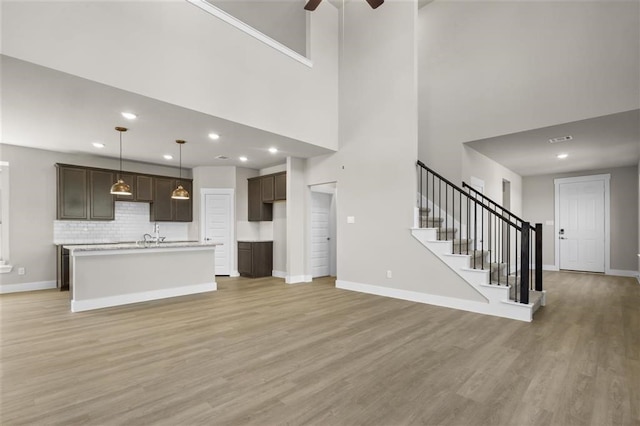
607,269,639,278
272,270,286,279
229,270,240,278
544,264,560,271
0,280,57,294
286,274,312,284
71,282,216,312
336,280,533,322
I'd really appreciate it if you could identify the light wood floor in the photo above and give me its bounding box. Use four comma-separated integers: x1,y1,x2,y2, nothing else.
1,272,639,425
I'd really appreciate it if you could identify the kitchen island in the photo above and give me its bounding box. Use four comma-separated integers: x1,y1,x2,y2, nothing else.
66,242,220,312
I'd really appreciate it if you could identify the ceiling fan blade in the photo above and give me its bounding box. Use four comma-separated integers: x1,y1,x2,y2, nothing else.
365,0,384,9
304,0,322,11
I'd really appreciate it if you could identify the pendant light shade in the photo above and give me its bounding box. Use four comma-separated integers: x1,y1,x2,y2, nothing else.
171,140,190,200
110,127,132,196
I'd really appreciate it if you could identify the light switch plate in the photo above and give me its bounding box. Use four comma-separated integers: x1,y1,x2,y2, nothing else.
545,220,554,226
347,216,355,224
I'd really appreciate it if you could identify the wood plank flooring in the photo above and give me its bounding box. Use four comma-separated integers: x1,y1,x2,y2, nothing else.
1,272,638,425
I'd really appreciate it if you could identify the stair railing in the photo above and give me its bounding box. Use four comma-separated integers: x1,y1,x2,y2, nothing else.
463,181,543,296
417,160,543,304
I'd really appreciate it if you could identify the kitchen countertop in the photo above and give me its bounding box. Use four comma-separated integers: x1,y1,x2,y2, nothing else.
65,241,220,253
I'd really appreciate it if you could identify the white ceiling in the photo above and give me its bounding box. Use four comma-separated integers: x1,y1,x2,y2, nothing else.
3,55,636,177
465,109,640,176
0,55,334,170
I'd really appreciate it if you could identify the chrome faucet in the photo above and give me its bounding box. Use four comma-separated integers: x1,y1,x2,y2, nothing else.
142,224,165,245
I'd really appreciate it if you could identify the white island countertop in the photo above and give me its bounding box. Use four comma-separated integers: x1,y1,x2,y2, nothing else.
68,241,221,312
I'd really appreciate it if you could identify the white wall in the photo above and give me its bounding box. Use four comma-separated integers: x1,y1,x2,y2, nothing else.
272,202,287,277
1,0,339,151
418,1,640,182
301,0,486,302
523,165,639,272
462,146,523,216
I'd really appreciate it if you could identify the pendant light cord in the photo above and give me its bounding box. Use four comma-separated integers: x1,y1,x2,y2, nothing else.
119,130,123,179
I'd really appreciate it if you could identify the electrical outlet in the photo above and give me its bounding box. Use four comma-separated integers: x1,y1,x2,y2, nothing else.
386,270,392,278
18,267,25,275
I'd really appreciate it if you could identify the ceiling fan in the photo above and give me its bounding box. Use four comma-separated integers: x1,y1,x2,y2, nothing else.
304,0,384,11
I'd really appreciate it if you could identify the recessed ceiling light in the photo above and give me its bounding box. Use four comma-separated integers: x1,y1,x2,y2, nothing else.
92,142,105,149
549,135,572,144
208,133,220,140
239,156,248,162
557,153,568,159
163,154,173,160
268,147,278,154
121,112,137,120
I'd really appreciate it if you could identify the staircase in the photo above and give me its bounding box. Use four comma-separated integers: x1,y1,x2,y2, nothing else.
412,161,545,322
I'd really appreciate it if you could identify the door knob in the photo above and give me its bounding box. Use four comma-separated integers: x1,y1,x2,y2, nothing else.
559,237,567,239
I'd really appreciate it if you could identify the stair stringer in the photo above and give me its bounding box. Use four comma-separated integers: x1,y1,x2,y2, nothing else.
411,228,536,322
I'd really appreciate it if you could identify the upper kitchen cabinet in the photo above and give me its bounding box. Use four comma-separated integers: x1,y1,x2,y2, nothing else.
174,180,193,222
247,172,286,222
151,178,193,222
57,165,88,220
261,175,275,202
114,173,153,202
57,164,192,222
274,172,286,201
88,170,115,220
57,165,114,220
136,175,153,202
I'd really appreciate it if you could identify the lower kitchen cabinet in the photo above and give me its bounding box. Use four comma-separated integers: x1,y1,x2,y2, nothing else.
56,246,70,291
238,241,273,278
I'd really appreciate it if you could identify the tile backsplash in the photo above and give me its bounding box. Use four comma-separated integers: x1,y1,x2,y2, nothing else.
53,202,189,244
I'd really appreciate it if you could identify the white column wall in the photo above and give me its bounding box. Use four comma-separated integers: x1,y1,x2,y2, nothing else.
301,1,486,302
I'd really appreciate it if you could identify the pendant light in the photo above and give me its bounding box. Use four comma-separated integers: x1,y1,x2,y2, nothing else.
171,140,190,200
110,127,132,195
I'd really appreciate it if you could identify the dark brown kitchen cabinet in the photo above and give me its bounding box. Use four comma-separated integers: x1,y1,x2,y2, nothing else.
56,246,70,291
238,241,273,278
136,175,153,202
261,175,275,202
57,164,192,222
89,170,115,220
151,178,175,221
247,172,286,222
274,172,286,201
114,173,153,202
151,178,193,222
57,166,88,219
248,177,272,221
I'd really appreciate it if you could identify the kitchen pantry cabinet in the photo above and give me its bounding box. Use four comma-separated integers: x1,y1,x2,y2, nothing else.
56,164,193,222
150,178,193,222
238,241,273,278
247,172,286,222
57,165,115,220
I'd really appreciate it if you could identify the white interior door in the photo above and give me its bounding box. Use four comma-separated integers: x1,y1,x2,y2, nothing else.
202,190,233,276
558,179,605,272
311,192,331,278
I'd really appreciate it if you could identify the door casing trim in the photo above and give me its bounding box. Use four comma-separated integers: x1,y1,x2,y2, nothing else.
554,174,610,274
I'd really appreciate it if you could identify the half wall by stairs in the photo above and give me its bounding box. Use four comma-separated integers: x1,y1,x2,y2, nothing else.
411,208,545,322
